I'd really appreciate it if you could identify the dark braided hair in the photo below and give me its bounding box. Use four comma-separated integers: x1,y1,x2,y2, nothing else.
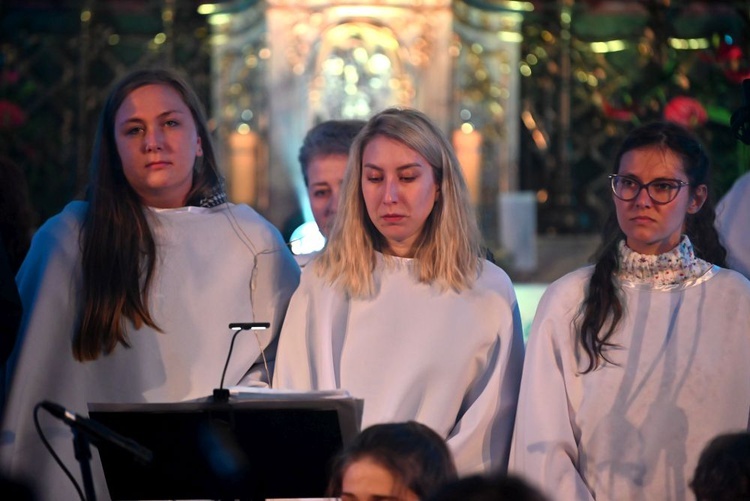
576,121,727,373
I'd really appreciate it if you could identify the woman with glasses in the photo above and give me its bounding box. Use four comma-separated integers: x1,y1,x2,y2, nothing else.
510,121,750,501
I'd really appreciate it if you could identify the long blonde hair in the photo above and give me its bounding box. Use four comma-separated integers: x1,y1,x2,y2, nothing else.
316,107,484,298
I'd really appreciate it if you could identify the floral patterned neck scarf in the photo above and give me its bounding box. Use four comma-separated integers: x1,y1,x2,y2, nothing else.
617,235,713,287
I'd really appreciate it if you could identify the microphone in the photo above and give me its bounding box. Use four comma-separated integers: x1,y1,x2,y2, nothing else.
214,322,271,402
40,401,153,464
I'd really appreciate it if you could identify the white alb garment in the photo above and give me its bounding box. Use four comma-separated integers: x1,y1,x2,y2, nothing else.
273,254,525,475
1,201,300,501
716,171,750,279
510,239,750,501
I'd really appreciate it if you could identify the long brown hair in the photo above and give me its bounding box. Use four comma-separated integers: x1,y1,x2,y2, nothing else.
577,121,726,373
75,68,223,361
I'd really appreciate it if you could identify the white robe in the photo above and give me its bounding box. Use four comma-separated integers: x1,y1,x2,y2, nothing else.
510,266,750,501
1,201,300,501
273,255,525,475
716,171,750,279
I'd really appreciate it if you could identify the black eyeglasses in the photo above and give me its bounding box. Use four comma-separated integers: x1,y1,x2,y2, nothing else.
609,174,690,205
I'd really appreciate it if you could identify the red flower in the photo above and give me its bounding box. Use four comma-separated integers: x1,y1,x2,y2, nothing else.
601,99,635,122
663,96,707,128
0,100,27,128
717,42,743,63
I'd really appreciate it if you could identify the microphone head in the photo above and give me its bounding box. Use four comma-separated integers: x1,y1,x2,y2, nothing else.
40,401,68,420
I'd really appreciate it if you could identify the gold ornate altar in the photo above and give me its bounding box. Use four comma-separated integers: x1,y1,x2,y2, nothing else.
204,0,532,249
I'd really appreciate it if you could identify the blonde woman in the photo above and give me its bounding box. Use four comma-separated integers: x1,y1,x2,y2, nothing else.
274,108,524,474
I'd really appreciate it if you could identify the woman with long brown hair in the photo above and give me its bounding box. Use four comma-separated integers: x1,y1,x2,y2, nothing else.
1,68,299,500
511,121,750,501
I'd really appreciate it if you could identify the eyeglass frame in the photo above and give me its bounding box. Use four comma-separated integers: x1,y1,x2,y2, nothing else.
608,174,691,205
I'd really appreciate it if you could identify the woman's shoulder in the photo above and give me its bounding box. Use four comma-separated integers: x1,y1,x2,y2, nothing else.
536,266,593,308
477,259,513,287
711,266,750,293
34,201,88,242
212,203,286,242
18,202,88,276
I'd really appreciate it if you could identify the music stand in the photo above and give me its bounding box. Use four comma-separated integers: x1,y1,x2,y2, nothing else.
89,391,362,500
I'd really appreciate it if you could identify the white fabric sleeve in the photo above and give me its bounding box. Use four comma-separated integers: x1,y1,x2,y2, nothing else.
447,293,525,475
509,291,594,501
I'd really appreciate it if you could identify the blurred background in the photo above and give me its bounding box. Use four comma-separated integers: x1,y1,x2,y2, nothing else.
2,0,749,326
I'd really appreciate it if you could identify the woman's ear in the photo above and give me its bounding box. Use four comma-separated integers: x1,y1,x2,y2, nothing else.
687,184,707,214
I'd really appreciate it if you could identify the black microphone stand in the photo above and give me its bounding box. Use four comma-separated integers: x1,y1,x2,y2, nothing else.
40,401,153,501
213,322,270,403
72,429,97,501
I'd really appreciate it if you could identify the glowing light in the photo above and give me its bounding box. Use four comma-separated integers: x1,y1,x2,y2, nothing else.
460,109,472,120
108,34,119,46
353,47,369,64
668,37,709,50
236,123,250,134
520,63,532,77
506,1,534,11
154,33,167,45
498,32,523,43
323,57,344,76
344,64,359,82
367,53,391,74
241,109,253,121
532,129,547,149
590,40,626,53
197,4,218,15
461,122,475,134
81,10,92,22
207,13,231,25
521,111,536,131
290,222,326,256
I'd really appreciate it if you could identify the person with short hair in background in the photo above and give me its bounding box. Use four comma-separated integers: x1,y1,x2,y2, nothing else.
295,119,366,266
